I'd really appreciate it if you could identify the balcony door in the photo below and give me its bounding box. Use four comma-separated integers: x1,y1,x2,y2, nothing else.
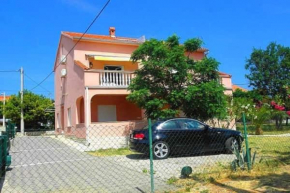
103,65,123,86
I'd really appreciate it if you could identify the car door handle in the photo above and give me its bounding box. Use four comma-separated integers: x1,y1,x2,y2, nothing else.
217,132,221,134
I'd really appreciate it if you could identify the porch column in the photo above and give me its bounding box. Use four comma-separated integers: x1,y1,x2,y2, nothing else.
85,87,91,142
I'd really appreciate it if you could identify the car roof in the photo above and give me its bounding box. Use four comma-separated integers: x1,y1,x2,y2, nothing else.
156,117,199,122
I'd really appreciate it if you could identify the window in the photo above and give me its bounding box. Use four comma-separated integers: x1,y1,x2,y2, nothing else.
103,65,123,86
104,65,122,71
219,77,223,85
161,120,180,130
179,119,205,130
67,108,72,127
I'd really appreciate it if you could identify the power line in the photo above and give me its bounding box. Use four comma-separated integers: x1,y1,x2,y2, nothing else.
30,0,111,91
0,70,19,72
233,83,249,85
0,89,51,93
24,73,52,94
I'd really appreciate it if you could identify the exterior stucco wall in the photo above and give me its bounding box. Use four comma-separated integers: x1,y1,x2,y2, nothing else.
87,120,147,150
74,41,139,67
89,60,138,71
221,76,233,95
54,35,85,135
54,33,234,141
90,95,142,122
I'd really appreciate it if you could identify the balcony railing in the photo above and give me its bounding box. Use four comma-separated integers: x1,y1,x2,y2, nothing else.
91,70,134,87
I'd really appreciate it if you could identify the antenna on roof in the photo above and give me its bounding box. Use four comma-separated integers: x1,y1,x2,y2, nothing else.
137,35,146,43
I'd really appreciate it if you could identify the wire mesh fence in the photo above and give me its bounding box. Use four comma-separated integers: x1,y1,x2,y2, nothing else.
0,118,290,192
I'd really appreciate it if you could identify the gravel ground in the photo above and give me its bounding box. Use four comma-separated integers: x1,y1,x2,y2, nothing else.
103,153,235,180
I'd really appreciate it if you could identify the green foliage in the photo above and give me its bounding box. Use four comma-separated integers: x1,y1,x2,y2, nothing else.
231,145,257,171
87,148,134,157
4,90,54,130
233,89,263,101
128,35,226,120
251,105,272,134
245,42,290,100
167,176,178,185
236,123,290,135
184,38,203,53
183,81,227,121
270,95,289,130
0,101,3,118
232,94,272,134
232,97,254,121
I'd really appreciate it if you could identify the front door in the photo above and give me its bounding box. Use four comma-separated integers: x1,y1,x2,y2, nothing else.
98,105,117,122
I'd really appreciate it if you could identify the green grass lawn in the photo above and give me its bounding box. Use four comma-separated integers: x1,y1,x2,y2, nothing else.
236,123,290,135
87,147,135,157
169,136,290,193
248,136,290,164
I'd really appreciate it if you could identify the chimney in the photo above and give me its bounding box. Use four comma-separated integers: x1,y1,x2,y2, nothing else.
109,27,116,37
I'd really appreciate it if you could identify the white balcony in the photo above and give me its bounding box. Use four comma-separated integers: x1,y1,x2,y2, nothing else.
85,70,135,88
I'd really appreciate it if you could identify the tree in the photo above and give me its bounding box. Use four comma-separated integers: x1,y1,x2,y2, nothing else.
233,89,263,102
4,90,54,130
0,101,3,118
127,35,227,121
245,42,290,100
251,105,272,135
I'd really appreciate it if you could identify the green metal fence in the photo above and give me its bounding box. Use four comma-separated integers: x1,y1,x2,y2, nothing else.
0,134,11,177
6,121,16,140
0,121,14,177
0,119,289,192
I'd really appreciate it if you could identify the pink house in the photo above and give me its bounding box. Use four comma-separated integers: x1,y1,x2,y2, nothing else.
54,27,233,149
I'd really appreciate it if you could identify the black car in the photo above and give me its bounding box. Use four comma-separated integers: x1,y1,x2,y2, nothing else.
129,118,243,159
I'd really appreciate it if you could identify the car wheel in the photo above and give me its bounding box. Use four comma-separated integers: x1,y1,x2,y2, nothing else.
153,141,170,159
225,137,239,154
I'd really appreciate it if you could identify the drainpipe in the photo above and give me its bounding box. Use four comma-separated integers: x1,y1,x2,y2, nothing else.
85,87,90,145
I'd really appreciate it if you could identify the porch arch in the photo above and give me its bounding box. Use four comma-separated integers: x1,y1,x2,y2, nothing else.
76,96,85,124
90,94,142,122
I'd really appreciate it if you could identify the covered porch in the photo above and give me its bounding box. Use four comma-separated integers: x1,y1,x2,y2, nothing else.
90,95,142,122
75,92,146,149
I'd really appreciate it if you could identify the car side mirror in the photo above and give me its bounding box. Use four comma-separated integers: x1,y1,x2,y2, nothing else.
204,125,210,130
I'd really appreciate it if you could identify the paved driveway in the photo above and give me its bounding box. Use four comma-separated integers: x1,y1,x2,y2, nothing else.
2,136,172,193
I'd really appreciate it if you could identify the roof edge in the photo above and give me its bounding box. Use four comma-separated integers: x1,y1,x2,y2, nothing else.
74,60,89,70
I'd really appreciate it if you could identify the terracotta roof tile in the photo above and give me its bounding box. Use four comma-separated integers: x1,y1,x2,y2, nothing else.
0,96,11,101
62,31,208,52
218,71,231,77
232,85,248,92
63,32,139,43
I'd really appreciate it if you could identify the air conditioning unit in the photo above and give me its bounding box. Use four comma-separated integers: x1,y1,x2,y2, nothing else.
60,55,67,64
61,69,67,78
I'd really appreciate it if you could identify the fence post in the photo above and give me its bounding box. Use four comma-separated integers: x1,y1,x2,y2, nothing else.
242,112,252,170
148,118,155,193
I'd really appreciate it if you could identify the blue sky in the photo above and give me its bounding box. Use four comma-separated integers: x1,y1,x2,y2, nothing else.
0,0,289,98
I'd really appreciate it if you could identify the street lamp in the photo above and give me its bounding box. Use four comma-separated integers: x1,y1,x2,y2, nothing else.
1,92,5,128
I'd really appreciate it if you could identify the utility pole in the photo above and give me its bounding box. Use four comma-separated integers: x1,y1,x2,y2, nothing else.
20,67,24,135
